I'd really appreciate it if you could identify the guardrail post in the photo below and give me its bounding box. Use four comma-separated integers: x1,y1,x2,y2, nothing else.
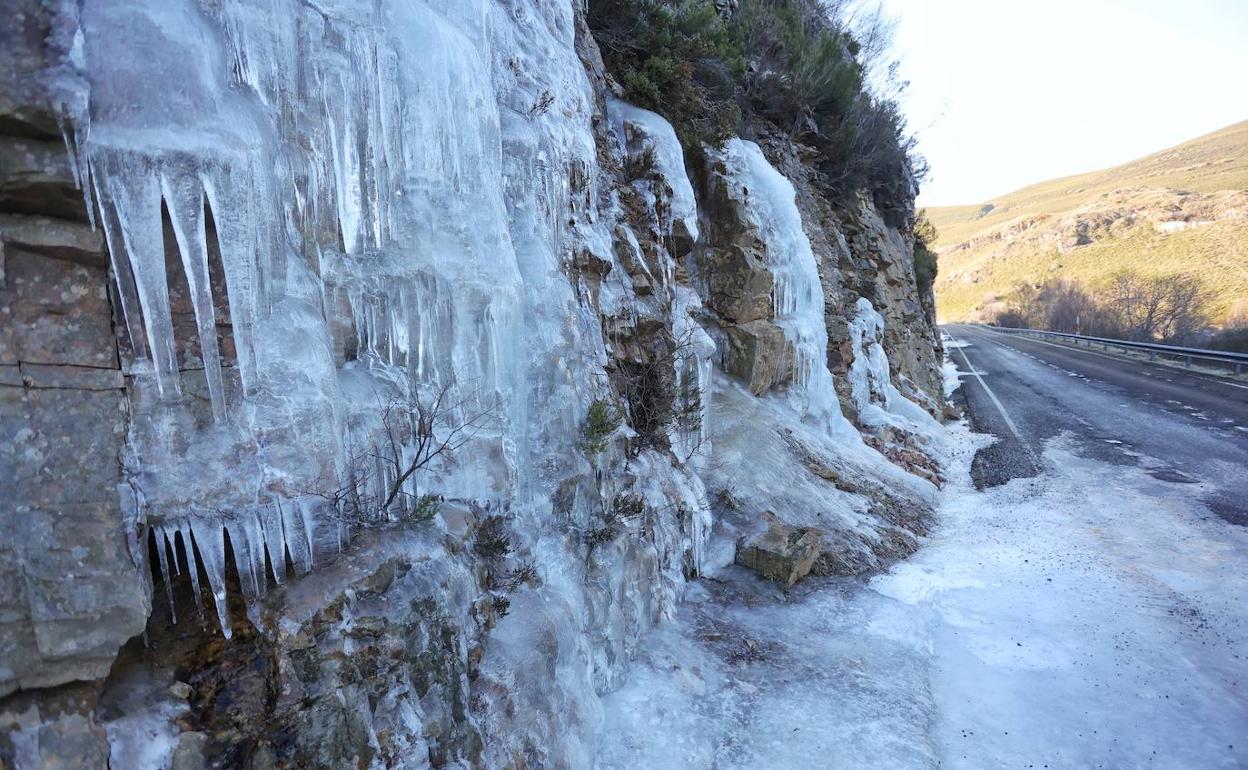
1238,363,1243,376
1185,355,1192,369
1149,351,1156,361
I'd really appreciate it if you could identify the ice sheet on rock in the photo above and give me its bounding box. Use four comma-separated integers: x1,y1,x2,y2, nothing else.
671,286,716,464
848,297,942,437
702,379,935,574
708,139,856,440
100,662,189,770
607,100,700,242
596,577,939,770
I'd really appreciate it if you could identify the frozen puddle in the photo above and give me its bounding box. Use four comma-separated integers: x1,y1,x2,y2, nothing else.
597,429,1248,768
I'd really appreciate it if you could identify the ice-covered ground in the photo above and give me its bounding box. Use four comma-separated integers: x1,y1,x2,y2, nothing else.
596,421,1248,768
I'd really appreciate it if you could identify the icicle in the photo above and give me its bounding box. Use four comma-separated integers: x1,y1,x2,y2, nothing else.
170,524,204,617
278,500,312,575
161,171,226,420
325,93,363,254
258,504,288,585
243,511,267,597
153,527,177,624
95,151,182,396
296,498,318,568
188,520,232,640
201,162,259,394
94,171,149,362
56,113,95,230
225,519,259,605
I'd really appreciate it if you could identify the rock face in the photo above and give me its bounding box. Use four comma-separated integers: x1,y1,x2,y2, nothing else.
0,2,945,768
0,0,148,705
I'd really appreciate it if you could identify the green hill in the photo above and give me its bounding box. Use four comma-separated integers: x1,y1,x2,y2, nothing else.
929,120,1248,324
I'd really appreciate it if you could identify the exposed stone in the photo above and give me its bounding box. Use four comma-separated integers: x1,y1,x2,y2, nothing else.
0,214,104,266
0,683,110,770
723,319,787,395
0,3,140,707
0,138,85,221
169,731,208,770
736,519,822,587
17,363,124,390
0,249,117,368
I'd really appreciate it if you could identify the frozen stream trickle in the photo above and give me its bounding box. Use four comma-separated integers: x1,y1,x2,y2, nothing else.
597,425,1248,769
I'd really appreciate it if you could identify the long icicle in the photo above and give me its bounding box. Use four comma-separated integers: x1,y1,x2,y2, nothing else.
162,171,227,420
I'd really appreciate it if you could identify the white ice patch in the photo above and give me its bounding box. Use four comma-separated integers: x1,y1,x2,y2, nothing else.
600,423,1248,768
701,379,936,571
848,297,942,439
608,100,699,243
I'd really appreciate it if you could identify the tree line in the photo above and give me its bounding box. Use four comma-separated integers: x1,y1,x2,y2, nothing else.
991,270,1247,352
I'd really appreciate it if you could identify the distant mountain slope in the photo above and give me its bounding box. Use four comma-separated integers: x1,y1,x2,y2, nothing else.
929,120,1248,323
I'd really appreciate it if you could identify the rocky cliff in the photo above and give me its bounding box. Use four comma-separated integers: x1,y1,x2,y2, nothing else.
0,2,944,768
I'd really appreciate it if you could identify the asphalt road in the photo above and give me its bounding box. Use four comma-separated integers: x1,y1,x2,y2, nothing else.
945,324,1248,525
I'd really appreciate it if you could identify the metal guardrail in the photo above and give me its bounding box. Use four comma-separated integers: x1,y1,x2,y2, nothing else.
985,325,1248,376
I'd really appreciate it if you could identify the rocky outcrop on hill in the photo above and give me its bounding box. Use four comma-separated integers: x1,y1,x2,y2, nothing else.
0,2,945,767
935,185,1248,323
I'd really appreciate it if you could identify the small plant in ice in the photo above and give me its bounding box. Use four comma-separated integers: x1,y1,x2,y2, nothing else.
474,514,539,596
585,492,646,560
611,492,646,521
474,515,513,561
401,494,441,524
491,594,512,619
491,561,537,593
581,399,622,454
306,378,499,528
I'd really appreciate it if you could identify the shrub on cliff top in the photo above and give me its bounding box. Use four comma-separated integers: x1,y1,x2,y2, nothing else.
913,209,938,293
588,0,924,210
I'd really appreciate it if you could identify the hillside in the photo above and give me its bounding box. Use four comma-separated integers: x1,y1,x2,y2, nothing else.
929,120,1248,323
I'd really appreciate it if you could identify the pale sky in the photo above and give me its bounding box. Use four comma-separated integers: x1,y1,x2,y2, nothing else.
876,0,1248,206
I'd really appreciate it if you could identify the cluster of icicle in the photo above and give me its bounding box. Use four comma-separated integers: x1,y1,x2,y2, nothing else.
148,501,341,638
60,0,538,638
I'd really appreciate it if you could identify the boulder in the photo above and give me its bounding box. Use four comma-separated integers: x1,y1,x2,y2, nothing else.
735,519,822,587
723,319,787,395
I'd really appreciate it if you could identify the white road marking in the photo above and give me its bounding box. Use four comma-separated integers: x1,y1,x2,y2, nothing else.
948,331,1028,444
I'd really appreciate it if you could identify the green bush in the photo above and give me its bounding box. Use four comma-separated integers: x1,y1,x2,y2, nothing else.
912,210,938,292
401,494,441,524
593,0,745,146
581,399,622,453
588,0,921,208
474,515,513,560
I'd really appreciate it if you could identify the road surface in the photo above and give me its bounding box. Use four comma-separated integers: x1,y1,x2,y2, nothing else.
945,323,1248,524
